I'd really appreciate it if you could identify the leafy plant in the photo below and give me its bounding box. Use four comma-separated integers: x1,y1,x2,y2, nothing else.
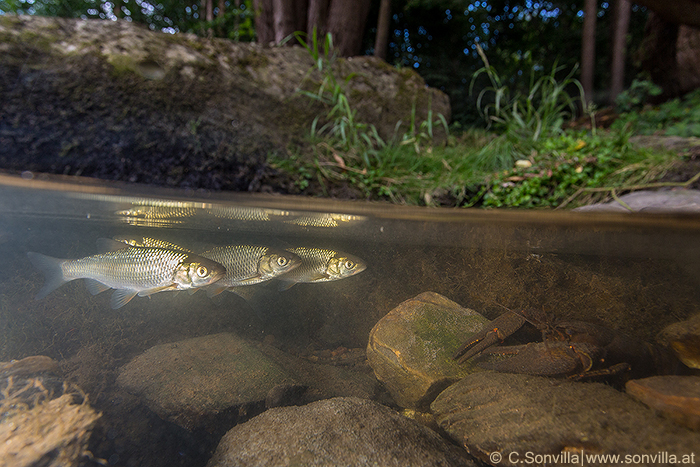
613,88,700,137
614,78,662,113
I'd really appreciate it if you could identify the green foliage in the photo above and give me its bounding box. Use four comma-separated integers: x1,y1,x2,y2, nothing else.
294,28,386,168
480,131,674,208
614,78,662,113
273,29,679,209
0,0,256,40
470,44,586,171
613,88,700,137
389,1,649,126
282,27,452,202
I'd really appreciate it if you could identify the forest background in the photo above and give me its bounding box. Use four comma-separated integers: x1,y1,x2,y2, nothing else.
2,0,699,208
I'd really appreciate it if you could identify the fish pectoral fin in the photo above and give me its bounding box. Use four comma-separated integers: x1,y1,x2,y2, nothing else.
277,280,296,291
137,285,178,297
237,275,263,285
110,290,138,309
309,273,330,281
84,279,111,296
206,284,228,297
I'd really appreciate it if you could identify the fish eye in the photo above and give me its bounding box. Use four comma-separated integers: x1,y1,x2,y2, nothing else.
196,266,208,277
277,257,288,267
345,260,356,269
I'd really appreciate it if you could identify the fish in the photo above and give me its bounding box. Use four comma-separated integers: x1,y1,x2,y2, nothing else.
27,239,226,309
113,236,193,253
277,247,366,289
200,245,302,295
284,213,366,228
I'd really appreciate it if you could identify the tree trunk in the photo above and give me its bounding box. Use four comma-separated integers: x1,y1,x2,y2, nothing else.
206,0,214,22
580,0,597,105
638,12,681,97
307,0,329,37
326,0,372,57
255,0,371,56
374,0,391,60
609,0,631,103
253,0,275,44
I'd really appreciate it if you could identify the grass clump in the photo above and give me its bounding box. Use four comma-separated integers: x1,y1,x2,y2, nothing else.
471,43,586,171
271,36,688,209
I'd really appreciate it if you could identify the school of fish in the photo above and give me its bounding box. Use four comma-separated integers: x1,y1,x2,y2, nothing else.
27,237,367,308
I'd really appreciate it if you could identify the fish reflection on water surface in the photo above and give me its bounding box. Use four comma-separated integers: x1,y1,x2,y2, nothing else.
26,239,226,309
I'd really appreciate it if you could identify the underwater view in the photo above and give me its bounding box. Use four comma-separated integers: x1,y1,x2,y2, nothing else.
1,172,699,467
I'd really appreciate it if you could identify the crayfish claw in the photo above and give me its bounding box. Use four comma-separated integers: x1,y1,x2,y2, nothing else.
453,311,527,364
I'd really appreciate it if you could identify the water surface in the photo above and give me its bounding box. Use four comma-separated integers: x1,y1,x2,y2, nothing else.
1,173,698,466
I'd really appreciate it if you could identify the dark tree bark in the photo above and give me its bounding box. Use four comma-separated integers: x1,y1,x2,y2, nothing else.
580,0,597,104
217,0,226,18
638,13,681,97
205,0,214,22
255,0,371,56
609,0,631,103
633,0,700,28
374,0,392,60
253,0,275,44
326,0,371,57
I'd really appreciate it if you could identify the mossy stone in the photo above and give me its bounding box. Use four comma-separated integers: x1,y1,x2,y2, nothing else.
366,292,488,410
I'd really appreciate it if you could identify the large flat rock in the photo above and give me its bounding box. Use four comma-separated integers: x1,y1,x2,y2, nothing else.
117,333,295,430
207,397,476,467
432,372,700,466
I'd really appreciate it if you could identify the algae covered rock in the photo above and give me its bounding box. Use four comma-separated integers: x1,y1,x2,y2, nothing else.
206,397,475,467
366,292,488,410
431,372,700,466
117,332,296,430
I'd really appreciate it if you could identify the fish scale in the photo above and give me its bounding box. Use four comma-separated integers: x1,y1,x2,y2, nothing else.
27,240,226,309
203,245,270,285
200,245,301,293
61,247,191,290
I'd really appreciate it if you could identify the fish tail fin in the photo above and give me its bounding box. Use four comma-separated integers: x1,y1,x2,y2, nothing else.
27,252,68,299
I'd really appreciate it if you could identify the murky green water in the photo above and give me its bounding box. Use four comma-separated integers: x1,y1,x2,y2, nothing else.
1,173,699,466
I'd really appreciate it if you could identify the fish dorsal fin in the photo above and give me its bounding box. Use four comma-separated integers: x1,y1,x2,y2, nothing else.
111,289,138,309
97,238,131,253
84,279,111,296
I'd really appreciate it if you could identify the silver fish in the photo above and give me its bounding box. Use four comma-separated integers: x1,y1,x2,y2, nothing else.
278,247,366,289
114,236,193,253
27,239,226,309
201,245,301,295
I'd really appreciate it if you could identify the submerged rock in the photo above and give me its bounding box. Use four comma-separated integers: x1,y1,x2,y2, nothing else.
431,372,700,466
366,292,488,410
117,332,385,430
626,376,700,431
658,312,700,369
117,333,296,430
206,397,475,467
